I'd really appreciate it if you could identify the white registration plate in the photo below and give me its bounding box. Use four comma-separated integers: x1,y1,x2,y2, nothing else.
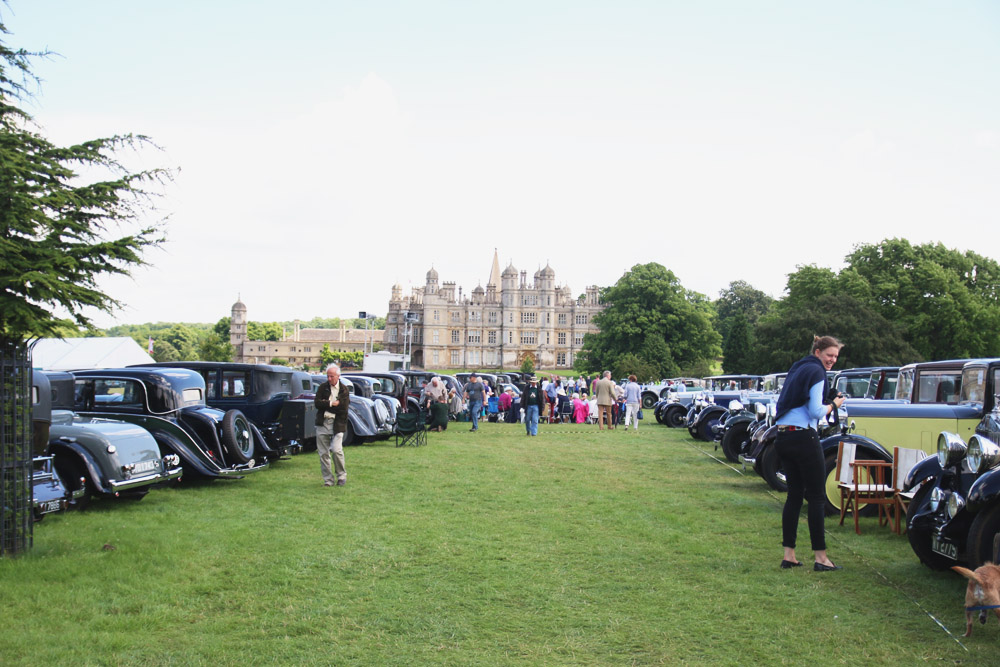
39,500,62,513
931,533,958,560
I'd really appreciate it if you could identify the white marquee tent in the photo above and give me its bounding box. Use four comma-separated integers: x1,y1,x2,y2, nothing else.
32,337,155,371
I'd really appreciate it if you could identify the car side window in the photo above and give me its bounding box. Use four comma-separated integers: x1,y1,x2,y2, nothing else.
221,371,249,397
78,379,143,409
202,371,217,399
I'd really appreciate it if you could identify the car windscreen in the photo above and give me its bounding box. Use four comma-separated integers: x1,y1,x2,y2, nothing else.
913,370,962,404
959,366,988,405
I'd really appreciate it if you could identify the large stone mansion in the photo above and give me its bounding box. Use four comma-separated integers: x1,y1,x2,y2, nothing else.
384,252,602,369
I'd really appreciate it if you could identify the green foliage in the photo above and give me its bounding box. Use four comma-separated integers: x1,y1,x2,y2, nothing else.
247,321,283,342
0,24,169,340
213,316,230,337
520,356,534,375
610,353,659,383
715,280,773,341
269,357,288,366
319,344,363,368
198,333,233,362
721,312,754,373
844,238,1000,359
581,263,720,379
753,291,918,372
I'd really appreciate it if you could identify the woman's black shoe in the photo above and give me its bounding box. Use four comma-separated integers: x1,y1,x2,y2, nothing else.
813,562,842,571
780,560,803,569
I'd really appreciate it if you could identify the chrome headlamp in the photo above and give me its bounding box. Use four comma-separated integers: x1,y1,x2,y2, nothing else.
937,432,967,469
946,491,965,519
728,400,743,412
966,434,1000,474
755,402,767,420
929,486,945,512
838,407,849,428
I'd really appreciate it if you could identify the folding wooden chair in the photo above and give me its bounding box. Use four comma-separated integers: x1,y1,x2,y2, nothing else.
838,441,893,534
891,447,929,534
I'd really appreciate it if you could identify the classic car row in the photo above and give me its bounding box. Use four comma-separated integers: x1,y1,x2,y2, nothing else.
670,358,1000,572
28,361,416,521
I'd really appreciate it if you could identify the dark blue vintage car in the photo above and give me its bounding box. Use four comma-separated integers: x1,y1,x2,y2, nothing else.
71,367,268,480
138,362,318,457
905,358,1000,569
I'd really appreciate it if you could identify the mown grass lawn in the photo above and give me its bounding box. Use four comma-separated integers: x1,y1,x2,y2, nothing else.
0,422,988,665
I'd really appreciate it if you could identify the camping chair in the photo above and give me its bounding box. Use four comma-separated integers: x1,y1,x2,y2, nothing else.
395,410,426,447
558,399,574,424
837,441,893,534
486,396,500,422
891,447,929,534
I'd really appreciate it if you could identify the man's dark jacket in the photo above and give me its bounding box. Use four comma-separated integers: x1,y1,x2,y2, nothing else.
522,384,546,411
314,381,351,431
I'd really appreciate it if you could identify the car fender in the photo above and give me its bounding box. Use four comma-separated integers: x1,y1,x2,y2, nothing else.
819,432,891,462
694,405,727,427
967,467,1000,511
47,440,110,494
723,414,754,432
248,421,276,456
903,455,943,492
152,430,222,478
347,405,377,437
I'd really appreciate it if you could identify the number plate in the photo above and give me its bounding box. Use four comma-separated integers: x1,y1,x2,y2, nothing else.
931,533,958,560
39,500,62,514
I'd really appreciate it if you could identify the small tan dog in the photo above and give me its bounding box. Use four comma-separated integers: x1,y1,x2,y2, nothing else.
951,563,1000,637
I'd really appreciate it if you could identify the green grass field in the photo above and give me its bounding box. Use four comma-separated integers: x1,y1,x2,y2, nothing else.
0,422,989,665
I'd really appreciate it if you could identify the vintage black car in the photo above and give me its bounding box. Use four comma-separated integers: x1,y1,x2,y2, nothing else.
339,375,398,432
905,358,1000,569
140,362,317,458
31,371,84,518
345,371,419,413
71,367,268,479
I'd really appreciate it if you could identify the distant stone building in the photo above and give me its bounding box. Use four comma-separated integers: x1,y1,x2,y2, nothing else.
384,252,602,369
229,299,382,367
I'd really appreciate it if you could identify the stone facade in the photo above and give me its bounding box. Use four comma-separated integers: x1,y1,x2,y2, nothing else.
384,253,602,370
229,299,382,367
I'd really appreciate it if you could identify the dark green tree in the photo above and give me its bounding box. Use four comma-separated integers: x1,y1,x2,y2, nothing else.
198,333,233,362
579,263,720,379
213,316,230,337
0,15,168,555
247,321,282,342
844,239,1000,359
722,312,754,373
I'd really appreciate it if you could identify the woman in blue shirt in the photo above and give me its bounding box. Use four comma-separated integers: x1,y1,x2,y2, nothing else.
774,335,846,572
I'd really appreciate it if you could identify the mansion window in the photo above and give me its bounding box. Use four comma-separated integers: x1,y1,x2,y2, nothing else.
574,334,584,346
389,329,398,343
521,332,536,345
451,330,460,343
432,351,439,364
558,313,567,325
521,312,536,324
469,311,482,322
558,332,566,345
509,332,514,344
451,351,460,365
468,350,480,365
432,330,440,344
451,311,461,322
557,353,566,366
433,310,440,322
488,331,497,344
575,314,588,325
488,311,498,324
468,331,481,344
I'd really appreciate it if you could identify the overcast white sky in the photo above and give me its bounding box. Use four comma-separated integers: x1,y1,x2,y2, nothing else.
7,1,999,327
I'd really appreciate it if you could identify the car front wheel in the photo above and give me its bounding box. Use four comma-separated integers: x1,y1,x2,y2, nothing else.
967,502,1000,569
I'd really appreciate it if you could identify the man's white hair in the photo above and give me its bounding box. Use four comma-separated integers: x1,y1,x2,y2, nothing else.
325,363,341,373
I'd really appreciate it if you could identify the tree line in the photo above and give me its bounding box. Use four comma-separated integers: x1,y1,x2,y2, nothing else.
577,239,1000,381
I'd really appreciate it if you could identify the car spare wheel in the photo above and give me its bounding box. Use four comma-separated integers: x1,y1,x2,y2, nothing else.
221,410,255,464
